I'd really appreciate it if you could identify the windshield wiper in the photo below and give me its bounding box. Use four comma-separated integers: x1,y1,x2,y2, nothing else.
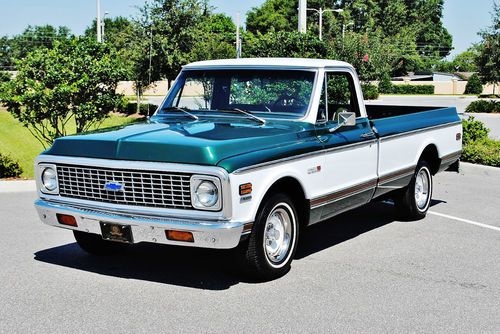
217,107,266,125
160,106,199,120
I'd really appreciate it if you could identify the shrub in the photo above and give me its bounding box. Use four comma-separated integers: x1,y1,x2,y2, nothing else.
465,100,500,113
362,83,379,100
122,102,158,116
462,139,500,167
464,73,483,95
390,84,434,95
0,153,23,178
378,73,393,94
462,116,489,145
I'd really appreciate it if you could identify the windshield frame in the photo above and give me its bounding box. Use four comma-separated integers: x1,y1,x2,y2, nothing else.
154,67,320,121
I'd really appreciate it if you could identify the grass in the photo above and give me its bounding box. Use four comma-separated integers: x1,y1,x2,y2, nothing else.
0,108,138,178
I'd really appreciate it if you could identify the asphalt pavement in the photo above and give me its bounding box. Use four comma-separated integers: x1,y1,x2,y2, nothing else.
0,162,499,333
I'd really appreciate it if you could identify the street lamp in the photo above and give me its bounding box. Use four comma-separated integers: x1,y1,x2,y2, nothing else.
102,11,109,42
306,7,343,40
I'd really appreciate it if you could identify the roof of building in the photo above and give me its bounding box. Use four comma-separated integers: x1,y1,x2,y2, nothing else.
184,58,354,70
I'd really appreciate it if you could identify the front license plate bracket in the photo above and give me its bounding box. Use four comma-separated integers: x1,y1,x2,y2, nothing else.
100,222,133,243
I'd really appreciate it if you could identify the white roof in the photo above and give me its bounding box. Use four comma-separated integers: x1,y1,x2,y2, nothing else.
184,58,353,70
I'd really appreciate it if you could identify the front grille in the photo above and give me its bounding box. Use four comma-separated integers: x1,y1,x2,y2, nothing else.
56,164,192,209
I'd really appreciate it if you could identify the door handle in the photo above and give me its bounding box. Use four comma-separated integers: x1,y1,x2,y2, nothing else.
360,132,375,139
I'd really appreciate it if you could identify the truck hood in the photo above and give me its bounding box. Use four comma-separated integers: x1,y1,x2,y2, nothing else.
44,118,318,170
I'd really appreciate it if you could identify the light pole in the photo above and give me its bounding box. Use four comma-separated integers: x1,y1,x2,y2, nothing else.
96,0,102,42
306,7,343,40
236,12,242,58
101,11,109,42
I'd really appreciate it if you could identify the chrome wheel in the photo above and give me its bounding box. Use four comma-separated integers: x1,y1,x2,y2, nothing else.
414,167,431,210
263,203,295,266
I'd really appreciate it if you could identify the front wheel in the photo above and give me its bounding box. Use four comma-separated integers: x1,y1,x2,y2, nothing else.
394,161,433,220
242,193,299,281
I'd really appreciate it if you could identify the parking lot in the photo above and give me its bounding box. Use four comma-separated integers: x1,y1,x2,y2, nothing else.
0,162,499,333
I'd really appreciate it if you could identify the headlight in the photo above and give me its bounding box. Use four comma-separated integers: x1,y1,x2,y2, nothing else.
191,176,221,211
40,166,58,193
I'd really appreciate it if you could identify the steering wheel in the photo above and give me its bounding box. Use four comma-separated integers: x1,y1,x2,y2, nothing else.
272,94,306,108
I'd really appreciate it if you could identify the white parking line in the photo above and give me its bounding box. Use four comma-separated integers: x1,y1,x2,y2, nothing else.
429,211,500,232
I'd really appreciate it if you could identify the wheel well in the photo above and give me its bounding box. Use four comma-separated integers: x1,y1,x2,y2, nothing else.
419,145,440,175
263,177,309,230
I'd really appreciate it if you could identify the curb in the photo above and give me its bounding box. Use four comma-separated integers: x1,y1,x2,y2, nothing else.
0,180,36,193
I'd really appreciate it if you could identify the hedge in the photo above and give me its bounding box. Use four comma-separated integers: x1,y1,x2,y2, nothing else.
461,117,500,168
465,100,500,113
361,83,379,100
0,153,23,178
389,84,434,95
121,102,158,116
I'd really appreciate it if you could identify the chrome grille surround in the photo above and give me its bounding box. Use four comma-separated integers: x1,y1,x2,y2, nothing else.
56,164,193,210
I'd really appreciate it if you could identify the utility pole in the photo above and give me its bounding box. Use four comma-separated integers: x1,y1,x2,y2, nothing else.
298,0,307,33
96,0,102,42
236,12,242,58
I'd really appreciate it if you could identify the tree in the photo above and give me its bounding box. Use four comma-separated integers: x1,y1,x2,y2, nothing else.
464,73,483,95
434,47,480,72
476,3,500,94
9,25,71,61
378,72,393,93
2,38,126,147
244,31,328,58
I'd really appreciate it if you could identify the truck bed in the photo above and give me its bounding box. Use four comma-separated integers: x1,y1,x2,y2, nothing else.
366,105,440,120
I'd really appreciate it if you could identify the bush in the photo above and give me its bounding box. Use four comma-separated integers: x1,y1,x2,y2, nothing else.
0,153,23,178
378,73,393,94
390,84,434,95
465,100,500,113
464,73,483,95
462,116,489,145
362,83,379,100
121,102,158,116
462,139,500,167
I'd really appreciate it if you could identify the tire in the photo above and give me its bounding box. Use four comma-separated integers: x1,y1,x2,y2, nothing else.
242,193,299,281
73,231,128,255
394,160,433,220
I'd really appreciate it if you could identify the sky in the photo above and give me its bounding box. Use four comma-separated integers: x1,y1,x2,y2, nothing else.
0,0,495,58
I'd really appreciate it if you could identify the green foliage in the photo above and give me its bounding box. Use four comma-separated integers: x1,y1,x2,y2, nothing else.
0,71,10,83
2,37,126,147
389,84,434,95
462,138,500,167
0,25,71,69
0,152,23,178
476,3,500,91
361,83,379,100
122,102,159,116
434,48,479,72
465,100,500,114
462,116,489,145
464,74,484,95
244,31,327,58
378,73,393,94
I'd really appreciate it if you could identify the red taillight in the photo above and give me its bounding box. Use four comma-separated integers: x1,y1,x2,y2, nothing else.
165,230,194,243
56,214,78,227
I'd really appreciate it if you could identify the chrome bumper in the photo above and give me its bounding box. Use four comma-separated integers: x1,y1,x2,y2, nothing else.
35,199,248,249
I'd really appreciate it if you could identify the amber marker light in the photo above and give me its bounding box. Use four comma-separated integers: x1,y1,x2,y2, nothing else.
239,183,253,196
56,214,78,227
165,230,194,243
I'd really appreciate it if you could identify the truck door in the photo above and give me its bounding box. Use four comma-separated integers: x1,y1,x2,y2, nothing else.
313,70,378,221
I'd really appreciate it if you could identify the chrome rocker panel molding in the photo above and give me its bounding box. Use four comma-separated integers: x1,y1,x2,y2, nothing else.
35,155,233,220
35,199,246,249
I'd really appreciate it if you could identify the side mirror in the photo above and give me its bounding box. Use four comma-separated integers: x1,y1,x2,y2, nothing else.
329,111,356,133
336,111,356,127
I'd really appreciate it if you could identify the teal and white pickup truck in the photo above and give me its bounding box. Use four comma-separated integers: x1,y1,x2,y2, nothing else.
35,58,462,280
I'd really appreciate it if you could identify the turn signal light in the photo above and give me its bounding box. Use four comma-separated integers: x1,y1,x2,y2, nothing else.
239,183,253,195
165,230,194,243
56,214,78,227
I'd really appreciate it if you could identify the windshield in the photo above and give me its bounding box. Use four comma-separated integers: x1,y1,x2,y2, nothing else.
158,69,316,119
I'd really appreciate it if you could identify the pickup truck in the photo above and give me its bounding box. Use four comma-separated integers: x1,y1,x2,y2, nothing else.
35,58,462,280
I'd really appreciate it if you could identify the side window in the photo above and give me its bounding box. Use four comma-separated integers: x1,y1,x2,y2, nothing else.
325,72,359,121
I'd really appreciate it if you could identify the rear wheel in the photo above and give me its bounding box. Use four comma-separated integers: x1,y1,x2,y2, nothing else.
242,193,299,281
73,231,128,255
395,161,433,220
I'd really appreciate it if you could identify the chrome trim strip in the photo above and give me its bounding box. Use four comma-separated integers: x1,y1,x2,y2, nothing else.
35,155,233,220
379,121,462,142
233,139,377,175
310,179,378,209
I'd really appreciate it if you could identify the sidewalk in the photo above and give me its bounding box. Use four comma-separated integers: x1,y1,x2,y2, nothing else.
0,180,36,193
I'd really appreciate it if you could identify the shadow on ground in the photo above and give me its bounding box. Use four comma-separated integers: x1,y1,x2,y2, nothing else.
34,199,447,290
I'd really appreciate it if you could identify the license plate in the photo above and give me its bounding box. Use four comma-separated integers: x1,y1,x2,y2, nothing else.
100,222,133,243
